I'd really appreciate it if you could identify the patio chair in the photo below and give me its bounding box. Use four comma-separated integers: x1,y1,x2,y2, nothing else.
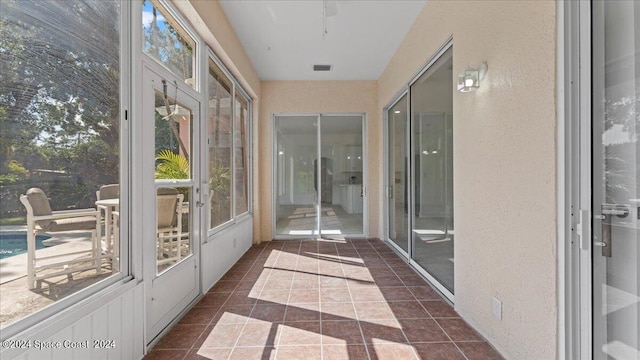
96,184,119,255
156,188,187,267
20,188,108,289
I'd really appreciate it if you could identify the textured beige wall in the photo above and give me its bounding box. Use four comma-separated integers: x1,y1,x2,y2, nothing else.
258,81,381,241
379,1,557,359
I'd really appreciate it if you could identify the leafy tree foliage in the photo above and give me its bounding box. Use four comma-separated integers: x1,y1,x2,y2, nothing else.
0,0,120,216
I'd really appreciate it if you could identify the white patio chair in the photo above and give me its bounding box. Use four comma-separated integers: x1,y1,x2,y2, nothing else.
20,188,109,289
156,188,188,267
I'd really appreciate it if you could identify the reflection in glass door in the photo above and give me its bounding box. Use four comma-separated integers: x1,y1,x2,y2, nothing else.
274,116,319,236
320,115,364,235
410,48,454,294
274,115,365,238
591,1,639,357
387,96,409,252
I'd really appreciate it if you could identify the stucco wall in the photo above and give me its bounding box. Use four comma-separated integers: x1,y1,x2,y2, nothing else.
378,1,557,359
258,81,381,241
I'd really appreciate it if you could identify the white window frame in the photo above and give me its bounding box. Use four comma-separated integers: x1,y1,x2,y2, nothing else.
206,49,253,237
1,0,133,340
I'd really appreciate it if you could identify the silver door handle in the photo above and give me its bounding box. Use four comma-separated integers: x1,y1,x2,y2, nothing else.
600,204,613,257
601,204,630,217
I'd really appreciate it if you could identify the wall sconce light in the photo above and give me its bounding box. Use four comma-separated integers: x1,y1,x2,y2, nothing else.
457,62,488,92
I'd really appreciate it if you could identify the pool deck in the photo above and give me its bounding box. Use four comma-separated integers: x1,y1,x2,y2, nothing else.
0,228,98,284
0,226,114,328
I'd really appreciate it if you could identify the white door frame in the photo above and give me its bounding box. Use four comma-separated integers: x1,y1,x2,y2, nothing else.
142,59,202,344
565,1,640,358
563,1,593,357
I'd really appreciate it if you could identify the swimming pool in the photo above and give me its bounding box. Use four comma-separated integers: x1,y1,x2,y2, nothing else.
0,232,53,260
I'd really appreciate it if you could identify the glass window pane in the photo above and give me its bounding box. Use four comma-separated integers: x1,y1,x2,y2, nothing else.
388,96,409,252
208,60,233,228
234,91,249,215
410,47,454,293
274,116,319,236
143,0,195,87
320,115,364,235
154,91,193,274
0,0,121,327
154,90,192,180
591,1,640,357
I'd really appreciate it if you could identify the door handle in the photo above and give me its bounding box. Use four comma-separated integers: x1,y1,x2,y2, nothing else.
598,204,629,258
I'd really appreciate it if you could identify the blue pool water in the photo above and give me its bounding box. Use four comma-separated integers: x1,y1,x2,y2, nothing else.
0,232,53,260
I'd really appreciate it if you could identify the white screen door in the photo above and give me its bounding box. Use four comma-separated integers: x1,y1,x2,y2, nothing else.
143,65,201,342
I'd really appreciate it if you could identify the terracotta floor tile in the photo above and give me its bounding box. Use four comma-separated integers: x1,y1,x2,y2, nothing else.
399,319,449,343
154,324,207,349
229,347,276,360
285,303,321,322
319,277,349,288
378,287,415,301
184,348,232,360
250,304,287,323
320,288,352,303
226,290,259,305
321,320,365,345
322,345,369,360
387,301,431,319
196,323,244,348
275,345,322,360
369,268,396,278
353,302,395,320
457,341,505,360
149,241,499,360
436,318,484,341
264,278,293,290
400,275,429,287
236,322,280,347
320,302,357,321
278,321,322,345
350,287,385,302
222,272,246,282
209,280,238,293
373,275,404,287
178,306,220,325
292,279,320,290
360,319,407,344
412,342,466,360
366,342,418,360
143,349,188,360
288,289,319,304
257,289,291,304
196,292,231,307
421,300,459,318
407,286,440,300
212,305,253,325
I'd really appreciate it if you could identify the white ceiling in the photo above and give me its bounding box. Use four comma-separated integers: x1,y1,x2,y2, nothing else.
218,0,426,81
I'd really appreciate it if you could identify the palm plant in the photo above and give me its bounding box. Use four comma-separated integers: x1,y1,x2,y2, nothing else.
155,150,189,179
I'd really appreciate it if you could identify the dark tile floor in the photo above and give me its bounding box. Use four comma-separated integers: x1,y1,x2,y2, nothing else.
144,239,503,360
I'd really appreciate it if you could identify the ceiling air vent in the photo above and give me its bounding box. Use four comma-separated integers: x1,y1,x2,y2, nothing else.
313,64,332,72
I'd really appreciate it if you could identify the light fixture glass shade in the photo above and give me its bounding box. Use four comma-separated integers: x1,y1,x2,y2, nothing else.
457,66,479,92
457,62,487,93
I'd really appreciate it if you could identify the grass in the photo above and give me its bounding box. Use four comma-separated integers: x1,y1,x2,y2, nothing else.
0,217,26,226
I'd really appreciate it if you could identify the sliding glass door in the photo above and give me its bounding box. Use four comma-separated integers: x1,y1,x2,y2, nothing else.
274,114,365,238
274,116,319,236
410,47,454,294
384,44,454,299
